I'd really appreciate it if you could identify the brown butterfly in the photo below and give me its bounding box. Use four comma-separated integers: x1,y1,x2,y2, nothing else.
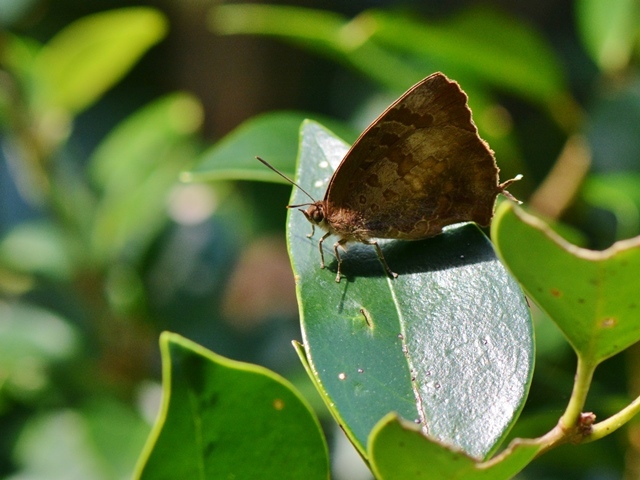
259,72,520,282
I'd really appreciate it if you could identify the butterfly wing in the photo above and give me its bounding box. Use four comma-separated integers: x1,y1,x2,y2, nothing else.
325,73,502,240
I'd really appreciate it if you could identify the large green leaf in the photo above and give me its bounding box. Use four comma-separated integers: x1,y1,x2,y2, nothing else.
185,110,357,183
288,121,533,460
32,7,167,114
368,414,540,480
491,202,640,364
134,332,329,480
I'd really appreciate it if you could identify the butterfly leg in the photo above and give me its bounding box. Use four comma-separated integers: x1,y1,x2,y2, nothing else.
318,231,331,269
365,240,398,279
307,224,315,239
333,238,348,283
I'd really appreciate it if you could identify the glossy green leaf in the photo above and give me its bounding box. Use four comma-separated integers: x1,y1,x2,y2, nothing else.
368,414,540,480
288,121,533,460
185,111,356,183
88,93,202,263
576,0,640,72
492,202,640,364
134,332,329,480
32,7,167,114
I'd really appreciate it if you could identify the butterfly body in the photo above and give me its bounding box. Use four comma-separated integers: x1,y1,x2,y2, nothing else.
300,200,398,282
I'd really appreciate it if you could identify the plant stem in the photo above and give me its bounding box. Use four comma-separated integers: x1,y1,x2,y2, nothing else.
559,355,597,430
587,393,640,443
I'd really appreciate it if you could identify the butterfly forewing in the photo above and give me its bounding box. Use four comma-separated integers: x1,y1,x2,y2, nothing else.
324,73,501,240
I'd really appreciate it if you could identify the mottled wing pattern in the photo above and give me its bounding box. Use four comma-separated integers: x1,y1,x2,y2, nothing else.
325,73,501,240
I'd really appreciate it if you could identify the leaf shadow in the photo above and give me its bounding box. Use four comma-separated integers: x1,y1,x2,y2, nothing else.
326,223,497,281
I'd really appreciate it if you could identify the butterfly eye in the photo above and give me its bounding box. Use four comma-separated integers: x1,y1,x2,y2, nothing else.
307,204,324,224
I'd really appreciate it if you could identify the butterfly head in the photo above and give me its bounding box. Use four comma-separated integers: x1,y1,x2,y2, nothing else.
255,156,327,226
301,202,325,226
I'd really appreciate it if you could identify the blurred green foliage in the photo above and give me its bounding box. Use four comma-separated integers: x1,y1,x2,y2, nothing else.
1,0,640,479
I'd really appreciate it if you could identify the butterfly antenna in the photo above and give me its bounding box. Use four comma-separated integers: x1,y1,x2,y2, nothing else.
255,156,317,203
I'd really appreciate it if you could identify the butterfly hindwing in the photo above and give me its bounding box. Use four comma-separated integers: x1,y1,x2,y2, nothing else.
324,72,501,240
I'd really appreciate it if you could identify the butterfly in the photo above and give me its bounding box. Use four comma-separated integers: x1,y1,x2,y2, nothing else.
259,72,520,282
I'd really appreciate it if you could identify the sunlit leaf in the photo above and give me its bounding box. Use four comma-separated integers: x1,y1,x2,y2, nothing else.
33,7,167,114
